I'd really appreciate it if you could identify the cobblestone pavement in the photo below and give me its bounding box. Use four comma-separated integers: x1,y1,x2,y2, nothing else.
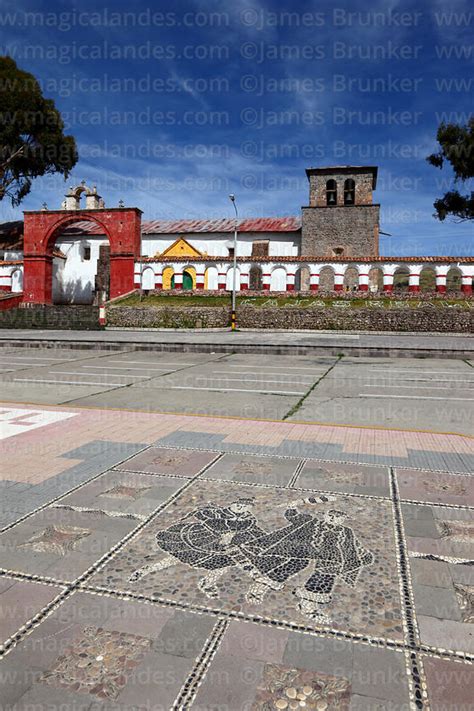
1,403,473,710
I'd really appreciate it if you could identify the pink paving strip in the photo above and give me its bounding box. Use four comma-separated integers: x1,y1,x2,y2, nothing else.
0,402,472,485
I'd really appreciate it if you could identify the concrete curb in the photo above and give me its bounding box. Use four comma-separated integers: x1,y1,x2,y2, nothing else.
0,336,472,359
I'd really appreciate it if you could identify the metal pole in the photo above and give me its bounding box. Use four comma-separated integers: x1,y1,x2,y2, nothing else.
229,194,238,331
139,229,143,302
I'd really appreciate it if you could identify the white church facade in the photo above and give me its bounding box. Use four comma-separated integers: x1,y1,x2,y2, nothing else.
0,165,473,302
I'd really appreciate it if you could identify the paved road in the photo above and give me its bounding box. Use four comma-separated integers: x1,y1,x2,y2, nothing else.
0,346,472,434
0,327,472,358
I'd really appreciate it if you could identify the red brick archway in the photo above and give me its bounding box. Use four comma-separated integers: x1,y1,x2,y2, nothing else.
22,208,142,304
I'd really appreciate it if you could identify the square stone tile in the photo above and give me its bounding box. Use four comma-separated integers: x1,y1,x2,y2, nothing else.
39,625,151,700
1,590,191,708
114,649,193,709
418,616,474,654
0,578,63,645
433,517,474,559
219,620,289,664
59,470,183,517
0,506,135,581
423,656,474,710
396,468,474,506
12,684,94,710
153,609,215,658
90,480,404,641
404,505,473,560
251,664,352,709
203,453,301,486
405,505,473,654
352,646,409,702
195,624,410,709
401,506,440,538
283,631,353,679
55,591,175,640
193,655,265,710
450,563,474,586
350,693,410,709
297,461,390,497
412,583,462,621
409,558,452,588
116,446,218,477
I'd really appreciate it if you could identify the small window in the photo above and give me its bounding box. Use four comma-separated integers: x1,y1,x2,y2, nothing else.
326,179,337,206
333,247,344,256
344,178,355,205
83,246,91,261
228,247,235,258
252,240,269,257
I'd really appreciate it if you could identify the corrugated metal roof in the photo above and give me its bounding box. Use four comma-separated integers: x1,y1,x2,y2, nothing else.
142,217,301,234
60,217,302,235
0,221,24,250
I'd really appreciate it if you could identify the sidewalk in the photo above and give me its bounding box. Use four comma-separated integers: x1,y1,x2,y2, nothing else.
1,402,473,709
0,328,472,358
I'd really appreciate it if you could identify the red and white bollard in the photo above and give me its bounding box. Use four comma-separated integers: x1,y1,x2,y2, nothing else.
99,303,106,326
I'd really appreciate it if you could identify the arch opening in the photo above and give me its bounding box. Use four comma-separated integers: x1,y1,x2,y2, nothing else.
226,267,241,291
141,267,155,292
393,267,410,293
344,178,355,205
270,266,286,291
319,266,335,292
51,224,109,305
249,265,263,290
446,267,462,292
183,267,196,290
343,266,359,291
420,267,436,293
368,267,383,293
11,268,23,293
162,267,175,290
22,207,141,304
205,266,218,290
326,179,337,206
295,265,310,292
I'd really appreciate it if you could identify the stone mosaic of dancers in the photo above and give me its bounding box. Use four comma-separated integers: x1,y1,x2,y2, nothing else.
128,496,374,621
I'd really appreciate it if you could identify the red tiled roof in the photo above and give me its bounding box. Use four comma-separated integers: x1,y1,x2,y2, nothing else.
142,255,474,263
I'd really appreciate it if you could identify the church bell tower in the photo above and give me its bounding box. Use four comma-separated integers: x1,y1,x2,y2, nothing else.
301,166,380,257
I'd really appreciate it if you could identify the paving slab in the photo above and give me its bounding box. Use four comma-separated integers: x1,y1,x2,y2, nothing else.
66,384,301,420
0,578,64,646
203,452,302,486
0,397,472,708
422,656,474,710
1,591,194,709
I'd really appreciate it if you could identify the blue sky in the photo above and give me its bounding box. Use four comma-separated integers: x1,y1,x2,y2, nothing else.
0,0,472,255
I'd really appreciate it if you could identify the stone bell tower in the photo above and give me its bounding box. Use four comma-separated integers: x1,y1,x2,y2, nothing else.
301,166,380,257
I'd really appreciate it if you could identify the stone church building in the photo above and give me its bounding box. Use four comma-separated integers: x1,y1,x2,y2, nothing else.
0,164,472,302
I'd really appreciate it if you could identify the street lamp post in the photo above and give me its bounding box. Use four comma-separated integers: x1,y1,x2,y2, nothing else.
229,194,238,331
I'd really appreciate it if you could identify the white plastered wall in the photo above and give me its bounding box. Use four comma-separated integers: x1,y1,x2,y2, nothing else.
141,231,300,258
53,236,108,304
